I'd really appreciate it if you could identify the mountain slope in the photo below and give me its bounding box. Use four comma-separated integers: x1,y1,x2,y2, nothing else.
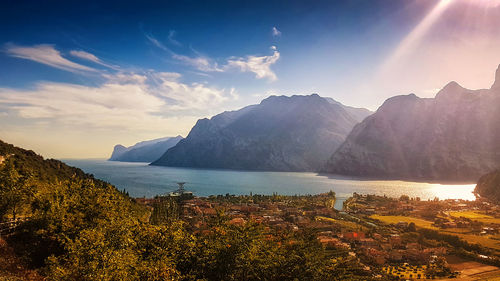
475,170,500,202
109,136,183,163
152,94,372,171
0,139,95,183
324,65,500,182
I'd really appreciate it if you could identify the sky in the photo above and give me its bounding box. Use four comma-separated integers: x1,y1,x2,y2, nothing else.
1,0,500,158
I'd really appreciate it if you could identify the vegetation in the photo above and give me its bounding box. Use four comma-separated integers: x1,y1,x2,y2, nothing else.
207,191,336,209
370,215,437,230
371,214,500,253
0,140,374,280
383,262,455,280
476,169,500,203
449,211,500,224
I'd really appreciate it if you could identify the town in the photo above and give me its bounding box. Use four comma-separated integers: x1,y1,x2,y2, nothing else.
137,186,500,280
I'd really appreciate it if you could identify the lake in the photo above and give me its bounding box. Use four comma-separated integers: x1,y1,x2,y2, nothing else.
63,159,477,210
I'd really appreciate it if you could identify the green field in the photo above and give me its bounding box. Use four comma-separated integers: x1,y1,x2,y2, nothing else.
383,264,429,279
370,214,438,229
449,211,500,224
315,216,365,231
370,215,500,251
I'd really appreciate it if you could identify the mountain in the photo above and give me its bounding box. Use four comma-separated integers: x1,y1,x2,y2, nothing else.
475,170,500,202
324,64,500,182
109,136,183,163
0,139,96,183
151,94,372,171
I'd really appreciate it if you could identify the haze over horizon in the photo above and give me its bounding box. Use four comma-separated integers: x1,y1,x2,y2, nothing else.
1,0,500,158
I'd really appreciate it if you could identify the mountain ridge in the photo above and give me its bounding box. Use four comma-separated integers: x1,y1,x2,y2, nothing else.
323,64,500,182
109,135,183,163
152,94,372,171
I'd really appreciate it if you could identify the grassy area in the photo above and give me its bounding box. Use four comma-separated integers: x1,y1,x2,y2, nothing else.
446,255,500,280
449,211,493,219
370,214,438,229
370,215,500,251
315,216,365,231
383,264,439,280
449,211,500,224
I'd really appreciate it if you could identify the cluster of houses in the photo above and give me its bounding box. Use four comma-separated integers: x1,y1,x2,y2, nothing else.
170,195,450,267
315,228,448,266
180,198,334,232
136,189,500,275
345,193,500,235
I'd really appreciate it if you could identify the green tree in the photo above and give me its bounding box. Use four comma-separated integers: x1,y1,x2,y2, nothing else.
0,158,33,221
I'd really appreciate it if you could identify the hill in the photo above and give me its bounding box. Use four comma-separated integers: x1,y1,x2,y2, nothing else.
109,136,183,162
475,170,500,202
324,65,500,182
0,139,374,280
152,94,371,171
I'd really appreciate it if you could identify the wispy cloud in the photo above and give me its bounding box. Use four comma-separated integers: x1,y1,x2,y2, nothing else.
4,44,97,73
0,71,237,132
145,34,170,52
226,46,280,81
146,34,222,72
146,34,280,81
70,50,117,69
272,26,282,37
168,30,182,46
172,54,223,72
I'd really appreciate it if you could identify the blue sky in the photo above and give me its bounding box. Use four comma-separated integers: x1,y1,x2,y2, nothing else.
1,0,500,157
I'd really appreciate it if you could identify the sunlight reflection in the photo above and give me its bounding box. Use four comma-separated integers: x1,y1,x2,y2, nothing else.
379,0,453,75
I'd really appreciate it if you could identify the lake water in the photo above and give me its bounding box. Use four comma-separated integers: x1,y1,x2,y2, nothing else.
63,159,477,210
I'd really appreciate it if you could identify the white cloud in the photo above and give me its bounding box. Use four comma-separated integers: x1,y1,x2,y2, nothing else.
146,34,221,72
229,87,238,100
226,47,280,81
272,27,282,37
0,72,236,133
5,44,97,73
172,54,223,72
146,34,170,52
168,30,182,46
70,50,117,69
69,50,100,63
145,34,280,80
102,73,148,84
151,71,233,110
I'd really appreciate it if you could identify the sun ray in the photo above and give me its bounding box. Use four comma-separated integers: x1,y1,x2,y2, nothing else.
378,0,454,75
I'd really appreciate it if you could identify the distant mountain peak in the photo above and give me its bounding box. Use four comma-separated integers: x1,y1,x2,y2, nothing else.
111,144,127,159
435,81,467,100
493,64,500,90
378,93,419,110
324,64,500,182
152,93,372,172
260,93,322,104
109,136,183,162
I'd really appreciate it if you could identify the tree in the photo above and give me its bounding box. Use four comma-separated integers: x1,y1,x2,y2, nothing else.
407,222,417,232
399,195,410,202
0,158,33,221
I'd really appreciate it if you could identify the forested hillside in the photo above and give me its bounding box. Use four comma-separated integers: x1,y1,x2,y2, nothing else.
0,140,372,280
475,170,500,203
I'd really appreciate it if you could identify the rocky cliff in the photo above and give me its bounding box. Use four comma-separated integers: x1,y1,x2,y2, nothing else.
152,94,371,171
324,65,500,182
109,136,183,163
